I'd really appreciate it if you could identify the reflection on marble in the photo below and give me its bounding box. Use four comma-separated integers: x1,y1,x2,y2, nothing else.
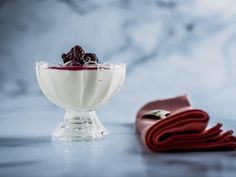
1,0,236,177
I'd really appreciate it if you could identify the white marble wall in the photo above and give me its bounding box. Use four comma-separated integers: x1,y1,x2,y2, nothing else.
1,0,236,121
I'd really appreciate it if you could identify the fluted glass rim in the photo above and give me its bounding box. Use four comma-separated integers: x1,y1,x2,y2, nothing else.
35,61,126,70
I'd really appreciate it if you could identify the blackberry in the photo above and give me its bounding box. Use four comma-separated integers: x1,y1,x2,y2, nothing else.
71,45,85,55
61,45,100,66
84,53,99,63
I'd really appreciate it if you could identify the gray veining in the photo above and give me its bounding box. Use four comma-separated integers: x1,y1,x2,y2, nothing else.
1,0,236,177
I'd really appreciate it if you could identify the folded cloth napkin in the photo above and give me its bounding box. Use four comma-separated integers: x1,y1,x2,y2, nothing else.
136,95,236,152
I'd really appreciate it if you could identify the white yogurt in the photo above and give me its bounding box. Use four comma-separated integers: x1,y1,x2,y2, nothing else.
36,62,126,112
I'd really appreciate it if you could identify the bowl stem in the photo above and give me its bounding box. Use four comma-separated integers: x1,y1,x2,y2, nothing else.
52,110,108,141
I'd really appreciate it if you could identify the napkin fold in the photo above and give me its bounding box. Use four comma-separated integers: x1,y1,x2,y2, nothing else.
136,95,236,152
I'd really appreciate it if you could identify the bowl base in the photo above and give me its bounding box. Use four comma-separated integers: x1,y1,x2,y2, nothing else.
52,110,108,141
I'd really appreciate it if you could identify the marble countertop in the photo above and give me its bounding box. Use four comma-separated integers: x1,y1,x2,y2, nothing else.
0,94,236,177
1,0,236,176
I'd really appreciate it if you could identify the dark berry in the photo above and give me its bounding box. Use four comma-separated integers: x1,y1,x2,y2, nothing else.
61,45,100,66
84,53,99,63
71,45,85,54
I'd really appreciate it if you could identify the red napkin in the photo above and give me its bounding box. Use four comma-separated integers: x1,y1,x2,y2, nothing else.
136,95,236,152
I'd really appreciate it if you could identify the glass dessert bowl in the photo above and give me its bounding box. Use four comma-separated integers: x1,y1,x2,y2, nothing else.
36,62,126,141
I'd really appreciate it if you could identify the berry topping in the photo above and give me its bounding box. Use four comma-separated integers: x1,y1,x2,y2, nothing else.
84,53,99,64
61,45,100,66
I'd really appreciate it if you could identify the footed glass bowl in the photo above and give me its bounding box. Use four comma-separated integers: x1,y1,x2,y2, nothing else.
36,62,126,141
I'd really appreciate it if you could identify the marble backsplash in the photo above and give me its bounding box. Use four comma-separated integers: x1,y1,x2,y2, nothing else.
1,0,236,121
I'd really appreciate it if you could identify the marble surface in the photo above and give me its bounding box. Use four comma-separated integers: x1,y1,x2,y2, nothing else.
1,0,236,176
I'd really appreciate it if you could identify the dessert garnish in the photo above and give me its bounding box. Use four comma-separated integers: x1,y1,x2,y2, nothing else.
61,45,100,66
